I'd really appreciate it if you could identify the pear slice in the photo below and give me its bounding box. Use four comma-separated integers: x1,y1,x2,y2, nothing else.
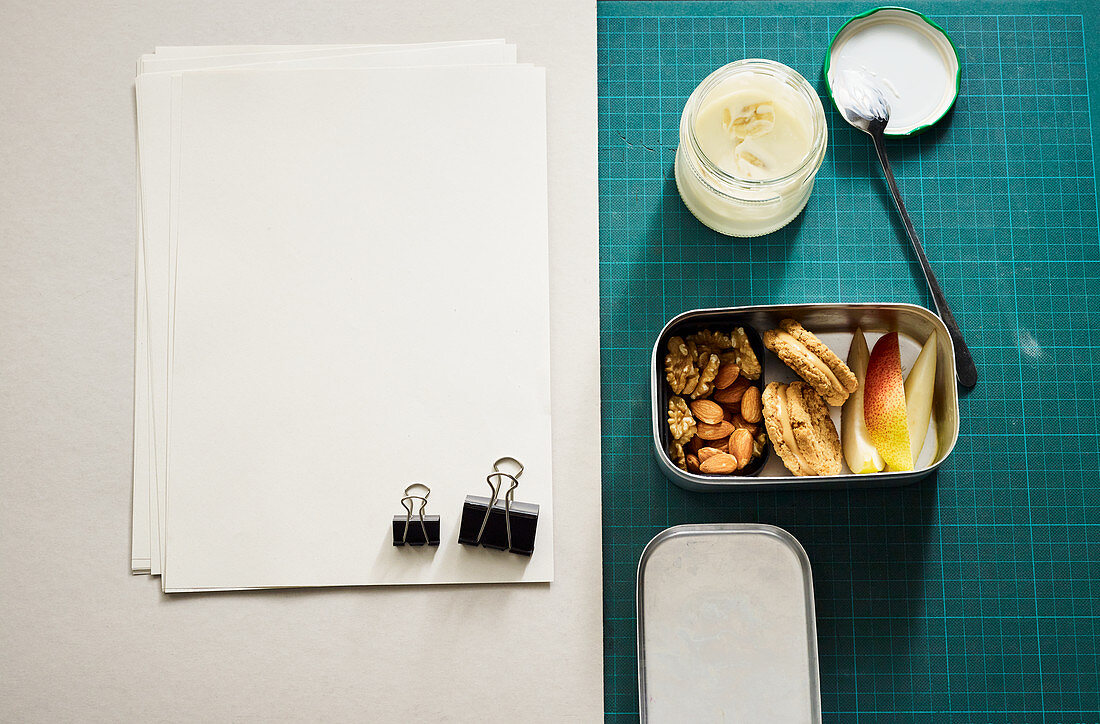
842,328,885,474
904,333,937,462
865,332,913,471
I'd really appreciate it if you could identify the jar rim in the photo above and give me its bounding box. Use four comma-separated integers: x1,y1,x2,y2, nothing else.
680,59,827,188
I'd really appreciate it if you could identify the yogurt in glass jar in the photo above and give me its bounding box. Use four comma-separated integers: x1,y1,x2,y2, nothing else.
675,59,827,237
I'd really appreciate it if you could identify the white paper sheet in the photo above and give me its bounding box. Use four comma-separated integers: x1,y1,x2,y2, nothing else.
162,66,552,591
151,40,504,57
139,41,513,73
132,42,518,573
130,207,150,573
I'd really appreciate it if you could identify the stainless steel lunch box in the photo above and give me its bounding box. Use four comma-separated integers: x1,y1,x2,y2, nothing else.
651,303,961,490
637,524,822,722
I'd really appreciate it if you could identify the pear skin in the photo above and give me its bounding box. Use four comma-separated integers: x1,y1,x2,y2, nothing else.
864,332,913,471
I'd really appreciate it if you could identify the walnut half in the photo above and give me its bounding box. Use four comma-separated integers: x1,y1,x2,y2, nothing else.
731,327,762,380
690,353,721,400
667,396,697,444
688,330,732,373
687,329,732,354
668,440,687,471
664,337,700,395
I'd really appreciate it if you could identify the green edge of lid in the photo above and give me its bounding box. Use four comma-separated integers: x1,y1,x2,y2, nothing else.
823,6,962,137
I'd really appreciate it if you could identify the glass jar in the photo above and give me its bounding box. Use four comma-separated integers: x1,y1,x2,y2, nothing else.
674,59,828,237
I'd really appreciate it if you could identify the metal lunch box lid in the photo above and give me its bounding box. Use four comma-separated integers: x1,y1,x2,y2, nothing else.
636,524,821,723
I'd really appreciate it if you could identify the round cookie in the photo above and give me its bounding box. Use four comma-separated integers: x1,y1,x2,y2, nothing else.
785,381,842,476
780,319,858,396
762,323,854,406
761,381,842,476
762,329,843,405
762,382,807,476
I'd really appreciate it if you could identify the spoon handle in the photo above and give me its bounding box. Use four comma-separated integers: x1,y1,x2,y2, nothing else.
869,130,979,388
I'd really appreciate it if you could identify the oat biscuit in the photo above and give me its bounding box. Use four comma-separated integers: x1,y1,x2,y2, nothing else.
763,319,857,406
762,381,842,476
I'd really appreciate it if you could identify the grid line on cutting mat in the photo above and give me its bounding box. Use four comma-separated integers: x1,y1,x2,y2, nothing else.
598,4,1100,722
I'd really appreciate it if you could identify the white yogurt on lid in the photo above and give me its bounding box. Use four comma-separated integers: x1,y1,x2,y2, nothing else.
827,9,959,135
830,69,892,123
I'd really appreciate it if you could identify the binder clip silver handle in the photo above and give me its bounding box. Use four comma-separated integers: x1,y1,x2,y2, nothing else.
493,456,524,479
399,483,431,545
474,457,524,548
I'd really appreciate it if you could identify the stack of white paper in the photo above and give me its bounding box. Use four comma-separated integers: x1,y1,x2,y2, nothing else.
131,42,554,592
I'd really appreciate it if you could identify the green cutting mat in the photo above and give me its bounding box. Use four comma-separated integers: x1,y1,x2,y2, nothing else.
598,1,1100,721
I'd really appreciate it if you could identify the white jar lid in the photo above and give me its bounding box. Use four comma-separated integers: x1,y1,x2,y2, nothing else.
825,7,961,136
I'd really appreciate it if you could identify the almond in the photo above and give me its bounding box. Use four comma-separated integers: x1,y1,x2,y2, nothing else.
688,434,705,453
689,399,724,425
697,447,722,462
732,414,757,435
741,385,762,423
699,452,738,474
714,378,751,404
696,420,735,440
722,407,734,423
730,428,753,469
685,453,701,473
713,363,741,390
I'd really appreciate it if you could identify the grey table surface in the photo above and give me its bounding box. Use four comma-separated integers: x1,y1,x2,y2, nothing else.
0,1,603,720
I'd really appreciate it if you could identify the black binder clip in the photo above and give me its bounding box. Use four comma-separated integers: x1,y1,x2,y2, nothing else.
392,483,440,547
458,457,539,556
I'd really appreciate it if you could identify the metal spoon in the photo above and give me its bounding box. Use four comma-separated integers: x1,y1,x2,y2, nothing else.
835,78,978,388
